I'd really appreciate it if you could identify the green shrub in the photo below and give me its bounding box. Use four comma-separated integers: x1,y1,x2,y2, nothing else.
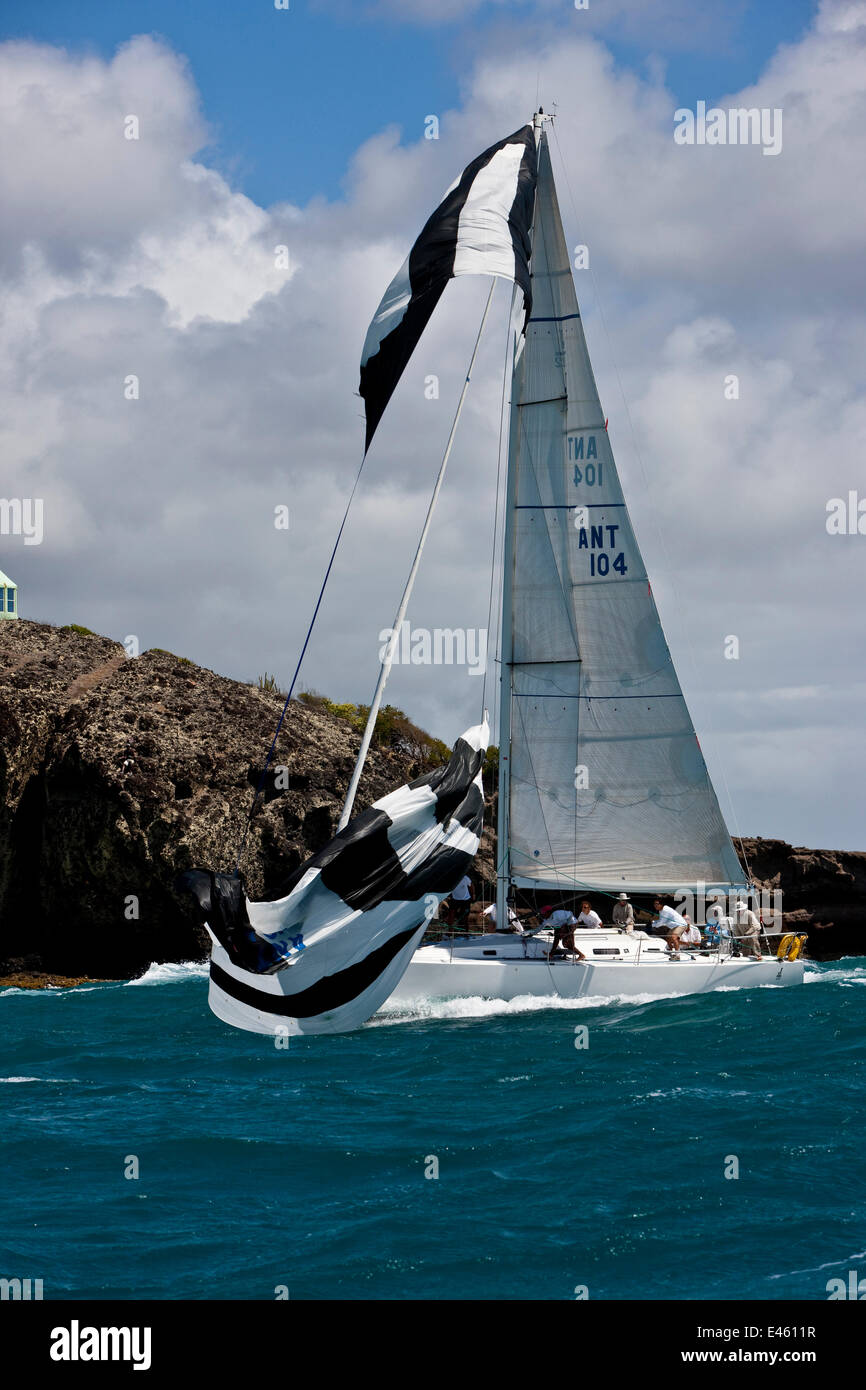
296,691,457,766
257,672,286,696
148,648,192,665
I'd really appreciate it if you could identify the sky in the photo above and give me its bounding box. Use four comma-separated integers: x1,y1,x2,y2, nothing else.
1,0,864,852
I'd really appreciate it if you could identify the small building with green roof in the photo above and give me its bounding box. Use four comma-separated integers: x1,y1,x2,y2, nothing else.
0,569,18,619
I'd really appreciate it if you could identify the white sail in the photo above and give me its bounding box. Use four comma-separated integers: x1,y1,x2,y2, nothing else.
502,131,745,895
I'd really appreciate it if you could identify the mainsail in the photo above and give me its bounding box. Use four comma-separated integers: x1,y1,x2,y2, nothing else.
499,129,745,896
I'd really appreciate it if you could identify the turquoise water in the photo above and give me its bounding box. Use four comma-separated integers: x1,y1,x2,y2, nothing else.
1,960,864,1301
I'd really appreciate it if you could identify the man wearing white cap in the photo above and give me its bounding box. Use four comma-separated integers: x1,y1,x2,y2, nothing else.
612,893,635,933
732,899,762,959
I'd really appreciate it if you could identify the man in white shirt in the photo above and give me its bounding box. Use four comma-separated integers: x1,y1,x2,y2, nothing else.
576,899,602,930
732,900,762,959
652,897,688,954
680,918,702,947
449,873,474,930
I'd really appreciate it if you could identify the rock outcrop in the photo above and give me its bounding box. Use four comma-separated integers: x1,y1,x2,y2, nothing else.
1,620,862,978
0,621,429,979
734,836,866,961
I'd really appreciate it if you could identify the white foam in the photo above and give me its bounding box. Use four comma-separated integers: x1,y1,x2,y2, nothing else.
125,960,210,986
804,962,866,986
768,1250,866,1280
370,990,677,1026
0,986,62,998
0,1076,77,1084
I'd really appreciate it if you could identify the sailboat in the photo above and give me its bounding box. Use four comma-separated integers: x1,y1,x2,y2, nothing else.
180,113,804,1036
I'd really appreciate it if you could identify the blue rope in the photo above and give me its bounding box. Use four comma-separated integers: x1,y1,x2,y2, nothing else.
234,446,370,872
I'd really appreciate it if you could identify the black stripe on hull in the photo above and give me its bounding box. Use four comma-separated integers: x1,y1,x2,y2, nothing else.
209,924,422,1018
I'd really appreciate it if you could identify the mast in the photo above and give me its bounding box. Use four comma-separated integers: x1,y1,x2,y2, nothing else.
496,111,547,927
338,279,497,832
494,338,520,930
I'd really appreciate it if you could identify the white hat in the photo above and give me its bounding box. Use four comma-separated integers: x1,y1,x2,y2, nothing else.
618,892,628,900
735,899,748,910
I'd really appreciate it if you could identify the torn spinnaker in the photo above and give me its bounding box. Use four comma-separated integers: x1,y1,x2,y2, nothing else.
178,719,488,1035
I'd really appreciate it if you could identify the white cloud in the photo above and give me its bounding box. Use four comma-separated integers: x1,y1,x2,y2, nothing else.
0,36,292,326
1,3,865,851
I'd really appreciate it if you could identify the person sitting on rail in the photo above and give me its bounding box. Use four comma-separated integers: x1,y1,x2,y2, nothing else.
680,916,702,947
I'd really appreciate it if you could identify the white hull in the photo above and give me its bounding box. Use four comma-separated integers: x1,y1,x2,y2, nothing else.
385,930,805,1006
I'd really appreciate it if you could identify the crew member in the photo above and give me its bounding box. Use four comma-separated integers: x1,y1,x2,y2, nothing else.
540,905,586,961
576,899,602,930
732,900,762,959
652,896,688,954
612,893,635,932
449,873,474,930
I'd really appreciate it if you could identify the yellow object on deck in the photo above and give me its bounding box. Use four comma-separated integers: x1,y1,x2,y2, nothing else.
777,932,807,961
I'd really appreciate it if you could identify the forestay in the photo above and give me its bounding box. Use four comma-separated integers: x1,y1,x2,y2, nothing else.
504,132,745,895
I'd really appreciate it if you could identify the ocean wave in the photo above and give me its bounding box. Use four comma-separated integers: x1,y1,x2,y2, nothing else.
370,990,680,1025
125,960,210,986
768,1250,866,1280
0,1076,78,1084
804,962,866,986
0,986,62,998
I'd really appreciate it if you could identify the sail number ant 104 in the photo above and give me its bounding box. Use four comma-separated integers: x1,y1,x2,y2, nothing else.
572,518,628,577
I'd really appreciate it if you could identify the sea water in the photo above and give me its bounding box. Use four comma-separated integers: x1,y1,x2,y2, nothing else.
1,961,864,1301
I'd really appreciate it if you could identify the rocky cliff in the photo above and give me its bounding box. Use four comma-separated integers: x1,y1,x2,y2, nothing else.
0,620,861,980
733,836,866,961
0,621,435,980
